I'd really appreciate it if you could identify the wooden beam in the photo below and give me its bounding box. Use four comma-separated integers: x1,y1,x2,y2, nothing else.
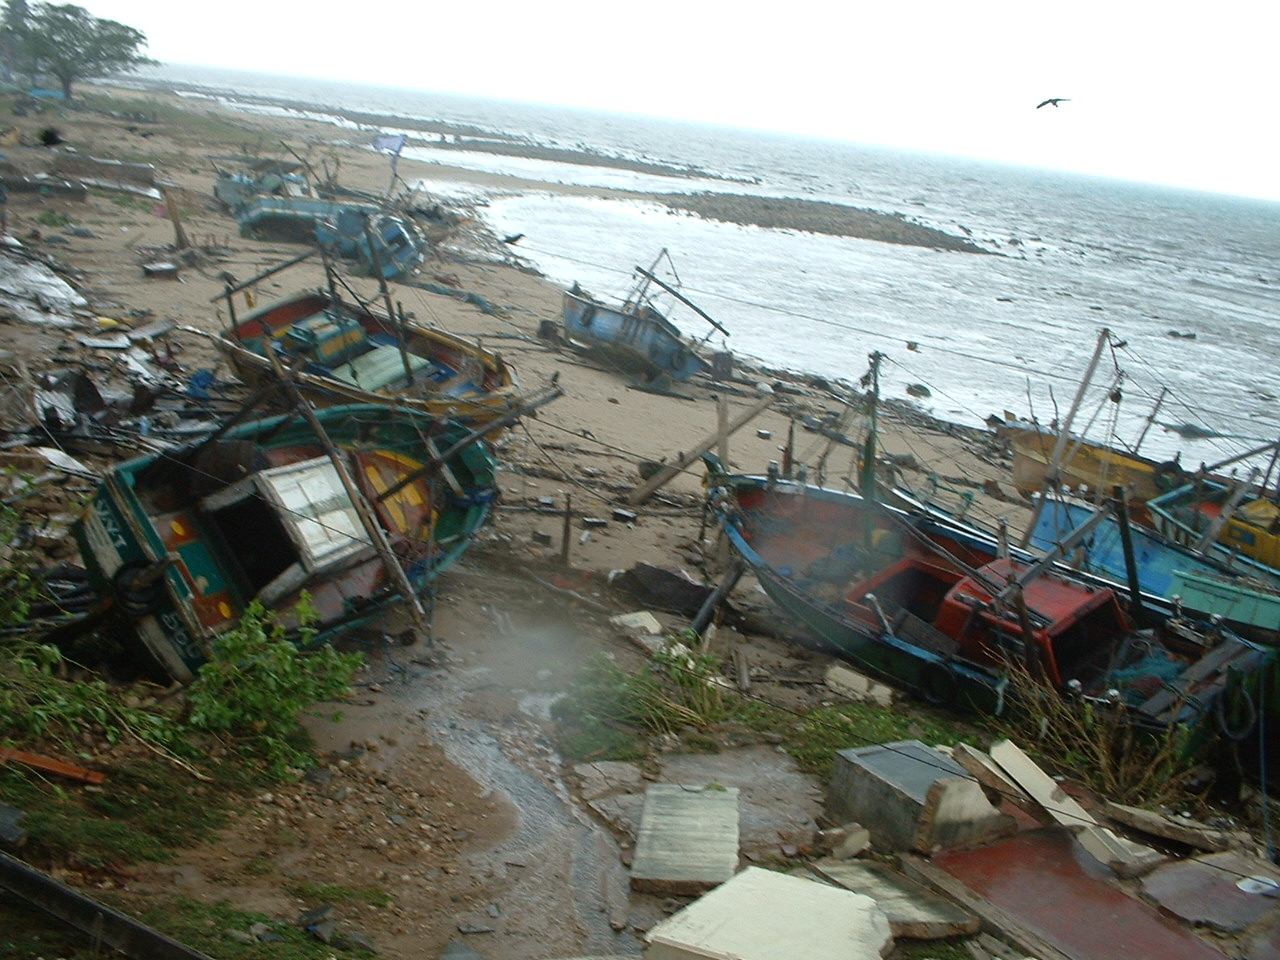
0,852,216,960
626,394,773,505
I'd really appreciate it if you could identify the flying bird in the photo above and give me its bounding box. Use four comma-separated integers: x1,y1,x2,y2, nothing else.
1036,98,1070,109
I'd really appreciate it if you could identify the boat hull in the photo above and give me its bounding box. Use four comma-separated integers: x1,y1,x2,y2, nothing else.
1029,496,1280,639
562,290,710,382
705,467,1275,744
73,404,497,681
1008,425,1168,503
219,289,524,430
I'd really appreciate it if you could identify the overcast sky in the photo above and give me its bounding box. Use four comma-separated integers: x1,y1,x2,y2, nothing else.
82,0,1280,202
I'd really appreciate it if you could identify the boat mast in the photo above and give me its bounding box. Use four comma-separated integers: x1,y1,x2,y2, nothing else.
364,218,418,389
1019,328,1110,547
861,351,883,556
1131,387,1167,454
625,249,667,314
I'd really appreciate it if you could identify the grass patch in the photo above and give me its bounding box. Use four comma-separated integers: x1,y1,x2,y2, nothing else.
287,881,393,908
133,897,360,959
0,754,267,868
553,642,978,776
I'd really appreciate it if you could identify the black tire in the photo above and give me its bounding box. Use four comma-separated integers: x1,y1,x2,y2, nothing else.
919,660,956,706
1153,459,1186,492
111,560,166,617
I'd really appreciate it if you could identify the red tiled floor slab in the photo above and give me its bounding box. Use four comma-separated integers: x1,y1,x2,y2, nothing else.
935,827,1228,960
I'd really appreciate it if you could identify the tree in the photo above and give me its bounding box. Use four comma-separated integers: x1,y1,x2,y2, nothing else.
5,2,154,98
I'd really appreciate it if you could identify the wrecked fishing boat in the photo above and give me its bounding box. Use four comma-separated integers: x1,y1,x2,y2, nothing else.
73,403,497,682
562,249,724,382
233,196,426,279
217,274,534,431
1028,494,1280,640
703,456,1276,746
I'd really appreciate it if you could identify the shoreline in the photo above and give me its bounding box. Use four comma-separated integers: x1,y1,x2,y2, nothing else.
120,75,993,255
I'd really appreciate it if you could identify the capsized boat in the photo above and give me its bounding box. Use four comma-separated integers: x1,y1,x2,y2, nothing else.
703,457,1275,742
73,403,497,682
233,196,426,279
217,278,533,431
561,249,726,382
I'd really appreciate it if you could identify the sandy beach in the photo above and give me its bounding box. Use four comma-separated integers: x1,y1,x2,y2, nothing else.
0,84,1039,957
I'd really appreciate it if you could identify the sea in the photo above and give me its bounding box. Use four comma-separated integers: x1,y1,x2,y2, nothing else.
128,65,1280,475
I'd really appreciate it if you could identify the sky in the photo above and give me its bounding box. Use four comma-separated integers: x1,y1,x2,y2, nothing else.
78,0,1280,202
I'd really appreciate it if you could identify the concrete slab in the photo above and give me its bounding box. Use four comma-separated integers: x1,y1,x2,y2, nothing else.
828,740,1015,853
572,760,645,801
1246,911,1280,960
825,664,896,707
810,858,979,939
643,866,893,960
1141,851,1280,933
1104,802,1231,852
934,826,1229,960
658,746,823,855
988,739,1163,877
630,783,739,895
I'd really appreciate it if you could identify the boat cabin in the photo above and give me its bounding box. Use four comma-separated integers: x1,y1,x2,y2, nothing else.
844,554,1131,690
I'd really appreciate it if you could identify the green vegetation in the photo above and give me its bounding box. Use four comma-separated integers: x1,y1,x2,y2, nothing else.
1,1,154,99
133,898,370,960
286,880,393,908
185,600,362,776
991,657,1207,806
553,634,976,776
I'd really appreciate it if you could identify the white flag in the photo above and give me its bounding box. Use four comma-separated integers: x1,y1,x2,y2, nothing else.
373,133,407,156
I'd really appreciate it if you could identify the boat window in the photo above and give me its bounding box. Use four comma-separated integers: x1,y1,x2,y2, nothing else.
204,494,297,597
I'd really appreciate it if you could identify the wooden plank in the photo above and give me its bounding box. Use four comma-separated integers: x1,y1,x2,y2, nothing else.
0,851,216,960
626,394,773,505
1138,637,1248,718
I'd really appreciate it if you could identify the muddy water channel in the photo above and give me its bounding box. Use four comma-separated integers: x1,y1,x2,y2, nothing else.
319,566,827,958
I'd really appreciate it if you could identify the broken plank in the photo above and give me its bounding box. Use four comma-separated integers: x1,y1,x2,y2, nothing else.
626,394,773,505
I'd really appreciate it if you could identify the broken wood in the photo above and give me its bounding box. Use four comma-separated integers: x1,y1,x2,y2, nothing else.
626,394,773,505
0,747,105,785
0,851,215,960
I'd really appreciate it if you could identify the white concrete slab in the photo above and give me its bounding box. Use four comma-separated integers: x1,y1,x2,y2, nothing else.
644,866,893,960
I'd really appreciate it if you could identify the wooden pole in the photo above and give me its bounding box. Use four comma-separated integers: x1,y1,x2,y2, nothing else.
264,350,430,641
626,394,774,505
160,185,189,251
1019,328,1110,546
560,493,573,567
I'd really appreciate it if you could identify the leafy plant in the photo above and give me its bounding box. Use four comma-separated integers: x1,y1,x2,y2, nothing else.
34,209,69,227
185,599,362,775
990,655,1204,805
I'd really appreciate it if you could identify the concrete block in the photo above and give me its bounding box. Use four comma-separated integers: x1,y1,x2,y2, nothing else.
630,783,739,895
828,740,1015,854
825,664,896,707
644,866,893,960
810,859,980,939
988,740,1163,877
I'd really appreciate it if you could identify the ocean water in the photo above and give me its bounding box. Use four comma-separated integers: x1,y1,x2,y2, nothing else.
134,65,1280,474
